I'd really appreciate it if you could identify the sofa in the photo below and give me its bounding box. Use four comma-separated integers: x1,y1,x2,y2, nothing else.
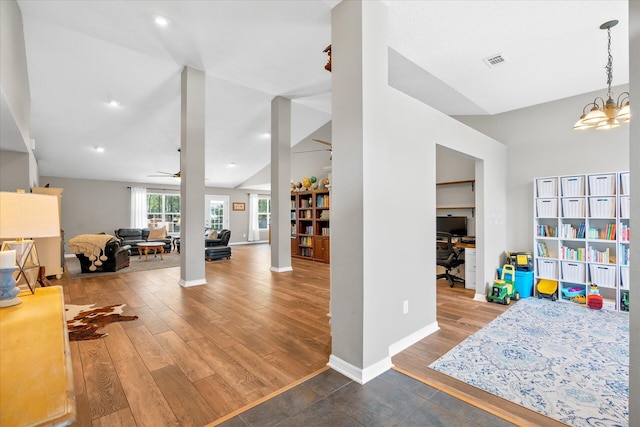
115,228,172,255
74,236,131,273
176,229,231,254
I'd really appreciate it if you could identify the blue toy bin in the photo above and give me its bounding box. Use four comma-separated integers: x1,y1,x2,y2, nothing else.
497,268,534,298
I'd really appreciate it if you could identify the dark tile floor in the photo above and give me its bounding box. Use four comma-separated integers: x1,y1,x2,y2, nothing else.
218,368,516,426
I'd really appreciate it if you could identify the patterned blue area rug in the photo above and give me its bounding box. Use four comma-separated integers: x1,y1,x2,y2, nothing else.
429,298,629,427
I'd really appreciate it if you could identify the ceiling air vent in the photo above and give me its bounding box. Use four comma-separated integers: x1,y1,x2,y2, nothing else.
483,54,506,68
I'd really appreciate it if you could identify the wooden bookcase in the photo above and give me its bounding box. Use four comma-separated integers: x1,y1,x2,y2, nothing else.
290,189,330,263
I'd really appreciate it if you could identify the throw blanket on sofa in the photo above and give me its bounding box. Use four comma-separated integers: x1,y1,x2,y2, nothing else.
69,234,115,271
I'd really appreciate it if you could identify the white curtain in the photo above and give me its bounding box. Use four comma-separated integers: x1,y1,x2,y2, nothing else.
130,187,147,228
248,193,261,242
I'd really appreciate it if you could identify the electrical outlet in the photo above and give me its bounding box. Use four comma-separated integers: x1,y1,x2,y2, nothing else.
403,300,409,314
243,233,247,237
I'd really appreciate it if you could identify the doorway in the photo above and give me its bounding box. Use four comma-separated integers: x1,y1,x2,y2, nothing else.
204,195,229,230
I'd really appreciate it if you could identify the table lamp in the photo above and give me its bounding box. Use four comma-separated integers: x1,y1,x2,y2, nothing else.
0,191,60,294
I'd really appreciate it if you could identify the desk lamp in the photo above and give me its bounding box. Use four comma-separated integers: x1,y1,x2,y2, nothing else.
0,191,60,294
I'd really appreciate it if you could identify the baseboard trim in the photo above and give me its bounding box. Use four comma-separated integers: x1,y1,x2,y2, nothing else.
327,354,393,385
270,266,293,272
230,240,269,246
473,293,487,302
389,321,440,356
179,278,206,287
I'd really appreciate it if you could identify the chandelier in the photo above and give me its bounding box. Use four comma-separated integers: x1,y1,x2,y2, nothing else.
573,20,630,130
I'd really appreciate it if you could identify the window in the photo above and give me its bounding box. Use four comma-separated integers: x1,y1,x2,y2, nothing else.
147,193,180,233
205,195,229,231
258,197,271,230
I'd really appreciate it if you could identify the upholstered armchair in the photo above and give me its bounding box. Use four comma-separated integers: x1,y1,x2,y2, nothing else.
72,236,131,273
205,229,231,247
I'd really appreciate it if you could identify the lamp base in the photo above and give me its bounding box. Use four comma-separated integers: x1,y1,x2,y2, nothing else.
0,267,21,308
0,297,22,308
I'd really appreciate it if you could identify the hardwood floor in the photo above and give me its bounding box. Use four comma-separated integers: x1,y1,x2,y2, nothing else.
62,245,330,426
59,245,561,426
393,281,567,427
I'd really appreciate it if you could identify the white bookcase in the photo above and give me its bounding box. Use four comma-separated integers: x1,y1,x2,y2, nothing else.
533,172,630,312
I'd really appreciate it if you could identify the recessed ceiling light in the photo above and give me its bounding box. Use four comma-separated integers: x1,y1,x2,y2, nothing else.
228,162,236,167
95,147,105,153
261,133,271,139
108,100,120,107
154,15,170,27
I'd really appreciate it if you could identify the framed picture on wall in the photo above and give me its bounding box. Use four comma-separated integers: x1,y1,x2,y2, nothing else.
232,202,245,211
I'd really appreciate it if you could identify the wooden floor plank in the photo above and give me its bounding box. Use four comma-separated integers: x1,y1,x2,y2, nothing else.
92,407,137,427
125,325,175,372
151,365,217,427
155,330,216,382
77,339,129,420
103,322,139,363
111,354,181,427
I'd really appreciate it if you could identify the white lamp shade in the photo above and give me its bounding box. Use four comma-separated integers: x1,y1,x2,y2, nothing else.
0,192,60,239
582,108,607,125
617,103,630,121
596,118,621,130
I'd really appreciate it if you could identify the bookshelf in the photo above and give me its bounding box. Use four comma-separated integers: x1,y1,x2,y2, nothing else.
533,172,630,312
291,189,330,263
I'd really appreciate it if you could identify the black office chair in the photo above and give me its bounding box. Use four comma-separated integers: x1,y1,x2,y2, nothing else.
436,232,465,288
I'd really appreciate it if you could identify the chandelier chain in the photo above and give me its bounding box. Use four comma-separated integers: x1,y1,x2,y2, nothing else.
605,26,613,99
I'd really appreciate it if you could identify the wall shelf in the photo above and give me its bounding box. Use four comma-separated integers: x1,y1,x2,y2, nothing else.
436,179,475,191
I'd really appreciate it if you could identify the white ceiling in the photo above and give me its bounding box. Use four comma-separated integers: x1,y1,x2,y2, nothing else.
5,0,630,189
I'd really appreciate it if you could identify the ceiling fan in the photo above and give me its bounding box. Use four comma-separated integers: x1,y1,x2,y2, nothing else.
293,139,332,159
148,149,181,180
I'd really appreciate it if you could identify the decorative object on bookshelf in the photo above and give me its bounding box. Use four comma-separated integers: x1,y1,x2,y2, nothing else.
573,20,630,131
533,172,630,312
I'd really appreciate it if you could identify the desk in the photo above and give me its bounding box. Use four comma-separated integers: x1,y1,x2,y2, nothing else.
0,286,75,426
452,243,477,290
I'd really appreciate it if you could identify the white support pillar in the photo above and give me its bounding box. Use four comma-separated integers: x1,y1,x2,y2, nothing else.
628,1,639,425
179,66,206,287
328,0,392,383
270,96,293,272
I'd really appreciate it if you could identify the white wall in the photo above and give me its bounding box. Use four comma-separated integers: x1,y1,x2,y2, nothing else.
329,0,507,383
455,85,629,253
0,0,39,190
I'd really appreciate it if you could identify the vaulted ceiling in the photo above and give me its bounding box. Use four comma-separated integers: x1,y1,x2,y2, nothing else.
3,1,629,189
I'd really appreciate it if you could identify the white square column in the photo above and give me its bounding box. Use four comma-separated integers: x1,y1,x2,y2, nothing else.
270,96,293,272
179,66,206,287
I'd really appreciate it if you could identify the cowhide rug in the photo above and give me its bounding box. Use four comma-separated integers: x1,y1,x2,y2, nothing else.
65,303,138,341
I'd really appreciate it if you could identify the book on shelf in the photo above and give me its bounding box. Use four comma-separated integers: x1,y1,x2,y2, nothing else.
537,242,549,257
560,246,585,261
316,194,330,208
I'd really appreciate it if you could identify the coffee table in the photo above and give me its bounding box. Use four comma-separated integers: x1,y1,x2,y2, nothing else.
136,242,165,261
